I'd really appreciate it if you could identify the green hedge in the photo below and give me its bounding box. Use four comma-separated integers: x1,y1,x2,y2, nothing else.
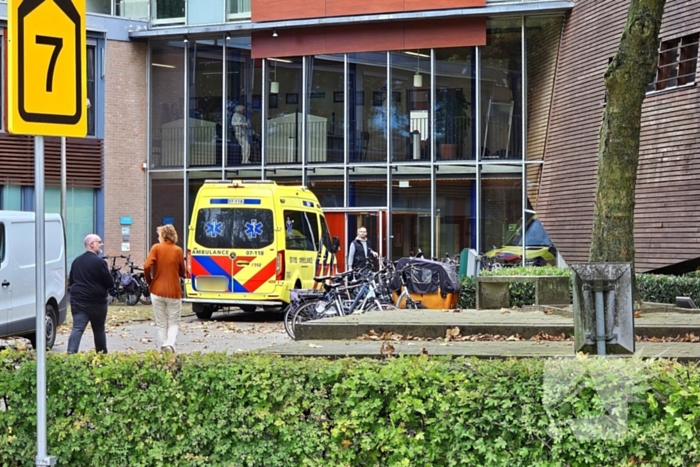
636,274,700,305
458,267,700,309
2,351,700,466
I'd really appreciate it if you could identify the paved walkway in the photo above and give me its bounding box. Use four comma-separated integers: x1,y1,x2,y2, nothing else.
265,307,700,360
295,308,700,340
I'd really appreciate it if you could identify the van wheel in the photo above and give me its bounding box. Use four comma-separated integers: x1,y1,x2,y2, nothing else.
193,303,214,320
239,305,256,313
28,304,58,350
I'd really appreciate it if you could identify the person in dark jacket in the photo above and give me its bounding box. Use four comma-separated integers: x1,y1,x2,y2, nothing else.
347,226,378,274
67,234,114,354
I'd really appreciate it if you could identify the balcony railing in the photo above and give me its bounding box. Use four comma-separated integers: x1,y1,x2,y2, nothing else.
150,115,523,169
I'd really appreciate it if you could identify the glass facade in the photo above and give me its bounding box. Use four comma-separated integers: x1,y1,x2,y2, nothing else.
267,57,303,165
45,188,96,267
309,55,345,165
151,40,185,169
146,16,563,264
481,19,523,161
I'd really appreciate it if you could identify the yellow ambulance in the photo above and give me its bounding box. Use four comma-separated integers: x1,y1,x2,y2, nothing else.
184,180,340,319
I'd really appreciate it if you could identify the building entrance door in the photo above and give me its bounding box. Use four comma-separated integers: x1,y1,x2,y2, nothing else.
323,208,387,272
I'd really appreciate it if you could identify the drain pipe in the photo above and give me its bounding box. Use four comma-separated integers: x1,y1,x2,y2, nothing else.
594,282,606,356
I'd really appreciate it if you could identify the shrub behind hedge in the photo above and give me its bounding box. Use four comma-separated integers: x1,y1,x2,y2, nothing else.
2,351,700,466
458,267,700,309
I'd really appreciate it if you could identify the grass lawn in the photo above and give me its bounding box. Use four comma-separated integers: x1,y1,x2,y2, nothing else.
58,302,193,334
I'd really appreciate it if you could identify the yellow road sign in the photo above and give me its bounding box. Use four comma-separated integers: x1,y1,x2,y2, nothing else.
8,0,87,137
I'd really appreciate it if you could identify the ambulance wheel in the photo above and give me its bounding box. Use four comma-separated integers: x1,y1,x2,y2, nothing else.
239,305,257,313
193,303,214,320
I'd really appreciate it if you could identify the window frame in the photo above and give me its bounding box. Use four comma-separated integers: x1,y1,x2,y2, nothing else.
649,33,699,92
87,44,97,136
283,209,318,252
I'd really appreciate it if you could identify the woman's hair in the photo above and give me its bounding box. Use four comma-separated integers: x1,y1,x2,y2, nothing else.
235,104,245,112
158,224,178,243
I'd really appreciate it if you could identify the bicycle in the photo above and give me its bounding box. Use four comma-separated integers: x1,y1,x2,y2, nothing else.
286,267,397,339
104,255,131,305
283,270,355,339
282,288,325,339
124,256,151,305
476,254,501,272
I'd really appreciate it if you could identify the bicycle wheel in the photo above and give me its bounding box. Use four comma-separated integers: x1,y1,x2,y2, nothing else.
284,299,316,339
282,303,294,338
126,291,140,306
290,301,324,340
139,282,152,305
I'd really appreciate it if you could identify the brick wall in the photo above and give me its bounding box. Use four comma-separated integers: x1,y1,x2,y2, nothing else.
103,40,148,265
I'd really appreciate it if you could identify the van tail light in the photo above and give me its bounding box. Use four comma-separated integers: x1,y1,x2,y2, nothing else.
276,251,285,281
186,250,192,278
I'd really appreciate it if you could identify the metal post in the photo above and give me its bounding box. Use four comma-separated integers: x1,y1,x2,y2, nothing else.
60,137,66,223
594,283,606,356
35,135,56,467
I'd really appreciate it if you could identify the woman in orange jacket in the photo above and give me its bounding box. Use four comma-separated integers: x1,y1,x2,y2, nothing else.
144,224,186,353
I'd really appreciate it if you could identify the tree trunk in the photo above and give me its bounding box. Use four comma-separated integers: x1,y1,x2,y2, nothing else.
589,0,666,265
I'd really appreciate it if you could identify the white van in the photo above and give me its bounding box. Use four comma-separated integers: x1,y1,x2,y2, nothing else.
0,211,67,349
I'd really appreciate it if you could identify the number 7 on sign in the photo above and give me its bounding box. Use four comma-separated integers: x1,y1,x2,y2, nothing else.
35,35,63,93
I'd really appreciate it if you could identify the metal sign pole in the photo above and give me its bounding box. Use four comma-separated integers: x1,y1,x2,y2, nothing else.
61,137,66,223
34,135,55,467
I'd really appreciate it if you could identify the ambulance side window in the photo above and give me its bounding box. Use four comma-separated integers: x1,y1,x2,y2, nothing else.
319,216,332,252
283,210,316,251
306,212,320,251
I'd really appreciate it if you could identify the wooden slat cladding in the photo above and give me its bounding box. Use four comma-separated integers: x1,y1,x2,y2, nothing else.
252,18,486,58
0,134,103,188
538,0,700,272
525,17,563,210
634,87,700,270
252,0,484,22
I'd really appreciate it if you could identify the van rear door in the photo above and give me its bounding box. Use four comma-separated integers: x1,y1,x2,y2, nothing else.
191,201,277,295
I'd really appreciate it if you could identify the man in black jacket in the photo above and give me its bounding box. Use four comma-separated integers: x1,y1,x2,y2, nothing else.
67,234,114,354
347,226,378,275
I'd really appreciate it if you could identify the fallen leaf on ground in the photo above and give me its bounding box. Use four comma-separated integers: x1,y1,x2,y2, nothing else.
308,343,323,348
379,341,395,358
445,327,461,341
